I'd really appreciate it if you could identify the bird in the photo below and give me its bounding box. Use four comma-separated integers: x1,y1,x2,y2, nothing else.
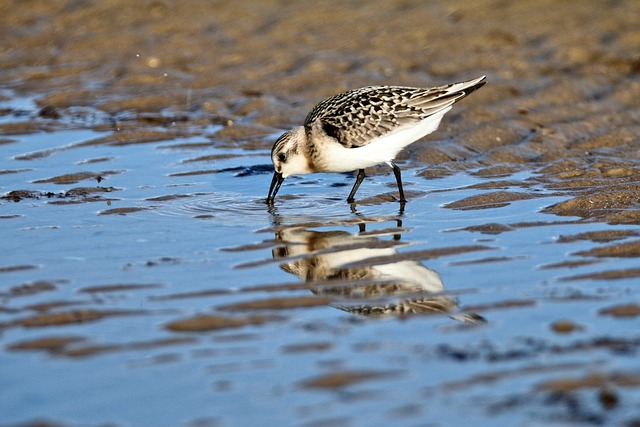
266,75,486,204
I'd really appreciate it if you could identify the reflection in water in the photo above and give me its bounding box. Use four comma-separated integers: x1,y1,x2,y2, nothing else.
271,216,484,323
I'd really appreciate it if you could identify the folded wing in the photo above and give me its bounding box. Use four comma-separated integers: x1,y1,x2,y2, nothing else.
304,76,486,148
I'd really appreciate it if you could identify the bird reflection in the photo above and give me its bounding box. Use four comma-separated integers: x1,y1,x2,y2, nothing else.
271,217,483,323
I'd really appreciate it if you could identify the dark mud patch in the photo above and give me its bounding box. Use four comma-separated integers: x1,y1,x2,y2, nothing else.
159,141,215,151
557,229,640,243
167,169,219,177
76,156,116,165
78,283,164,294
2,187,118,203
0,264,39,274
0,168,32,175
573,240,640,258
560,267,640,282
536,371,640,393
3,189,118,207
280,341,334,354
124,257,181,269
165,314,284,332
538,259,602,270
7,335,196,358
144,194,193,202
3,280,64,297
299,369,401,389
0,121,58,135
598,303,640,318
62,186,118,197
48,197,118,205
5,309,147,328
32,171,121,185
7,336,87,353
550,320,586,334
444,191,542,210
181,152,251,163
56,337,196,358
98,206,151,216
24,300,93,313
449,223,515,235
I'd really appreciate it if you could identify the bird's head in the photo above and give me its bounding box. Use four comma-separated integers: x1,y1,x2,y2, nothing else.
267,127,312,203
270,127,311,178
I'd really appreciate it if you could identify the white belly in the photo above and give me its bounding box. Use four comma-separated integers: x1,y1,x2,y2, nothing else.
320,107,451,172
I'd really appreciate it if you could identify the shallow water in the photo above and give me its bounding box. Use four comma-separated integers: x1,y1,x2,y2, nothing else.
2,93,640,427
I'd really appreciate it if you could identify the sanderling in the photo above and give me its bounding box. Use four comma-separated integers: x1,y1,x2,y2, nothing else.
266,75,486,204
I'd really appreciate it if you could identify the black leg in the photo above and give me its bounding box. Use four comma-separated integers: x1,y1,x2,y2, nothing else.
347,169,366,203
390,162,406,202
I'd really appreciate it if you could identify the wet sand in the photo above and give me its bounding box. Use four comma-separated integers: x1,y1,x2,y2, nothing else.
2,1,640,426
2,0,639,220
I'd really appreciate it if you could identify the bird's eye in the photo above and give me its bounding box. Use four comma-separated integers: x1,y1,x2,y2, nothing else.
278,153,286,162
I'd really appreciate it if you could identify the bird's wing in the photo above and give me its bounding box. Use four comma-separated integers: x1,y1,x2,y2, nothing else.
304,76,485,148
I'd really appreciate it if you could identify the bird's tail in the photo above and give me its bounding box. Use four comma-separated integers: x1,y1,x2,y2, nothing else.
446,75,487,99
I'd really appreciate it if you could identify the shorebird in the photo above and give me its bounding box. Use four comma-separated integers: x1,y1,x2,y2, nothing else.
266,75,486,204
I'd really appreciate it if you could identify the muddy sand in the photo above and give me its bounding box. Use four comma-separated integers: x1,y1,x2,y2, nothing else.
2,0,639,224
2,1,640,425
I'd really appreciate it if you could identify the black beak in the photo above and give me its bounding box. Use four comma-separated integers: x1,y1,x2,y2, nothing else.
266,171,284,204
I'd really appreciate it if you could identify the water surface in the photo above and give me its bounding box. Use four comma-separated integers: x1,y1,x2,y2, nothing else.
2,93,640,427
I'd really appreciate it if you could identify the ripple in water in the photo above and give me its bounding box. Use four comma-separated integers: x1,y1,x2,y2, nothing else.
152,190,407,226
